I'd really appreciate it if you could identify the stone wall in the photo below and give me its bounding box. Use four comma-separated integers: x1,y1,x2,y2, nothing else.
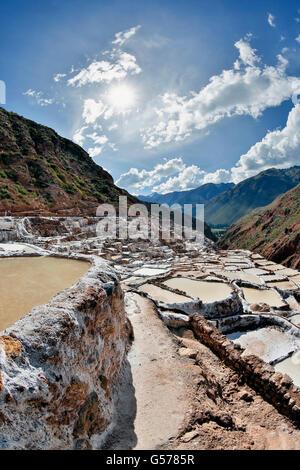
191,314,300,425
0,256,132,449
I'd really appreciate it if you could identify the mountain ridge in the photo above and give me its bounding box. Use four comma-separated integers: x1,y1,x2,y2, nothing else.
0,106,138,216
205,166,300,227
139,182,234,206
219,183,300,269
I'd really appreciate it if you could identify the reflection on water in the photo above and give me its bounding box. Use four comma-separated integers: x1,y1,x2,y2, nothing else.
0,256,90,331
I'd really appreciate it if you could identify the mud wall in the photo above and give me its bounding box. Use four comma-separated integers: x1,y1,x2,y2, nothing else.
0,256,132,449
191,314,300,425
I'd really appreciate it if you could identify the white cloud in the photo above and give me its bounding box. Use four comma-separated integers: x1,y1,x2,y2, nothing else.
54,73,66,82
116,157,186,191
232,104,300,182
112,25,141,46
268,13,276,28
296,35,300,44
23,89,54,106
73,126,88,146
142,36,300,148
67,51,141,87
116,157,233,194
86,132,108,145
88,146,104,158
82,98,108,124
73,126,111,156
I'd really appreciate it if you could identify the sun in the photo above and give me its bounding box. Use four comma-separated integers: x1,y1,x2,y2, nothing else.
107,83,136,112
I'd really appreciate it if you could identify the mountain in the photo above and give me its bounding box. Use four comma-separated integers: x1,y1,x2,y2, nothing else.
219,184,300,269
0,107,137,216
0,107,216,240
139,183,234,206
205,167,300,227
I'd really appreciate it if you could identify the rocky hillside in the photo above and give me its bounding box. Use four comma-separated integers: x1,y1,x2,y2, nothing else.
0,107,137,216
139,183,234,206
219,184,300,269
0,107,216,240
205,167,300,227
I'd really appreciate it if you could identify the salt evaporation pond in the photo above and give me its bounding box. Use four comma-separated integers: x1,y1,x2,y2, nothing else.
223,271,263,285
228,327,298,363
162,278,233,302
0,256,90,331
138,283,191,304
242,287,285,308
274,356,300,388
290,314,300,327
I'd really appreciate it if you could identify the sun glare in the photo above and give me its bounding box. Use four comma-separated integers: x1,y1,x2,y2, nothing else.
107,83,136,112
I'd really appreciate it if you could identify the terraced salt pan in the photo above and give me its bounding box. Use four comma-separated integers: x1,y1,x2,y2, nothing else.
138,283,191,304
228,327,299,363
133,267,169,277
274,356,300,388
290,314,300,327
290,274,300,286
242,287,285,308
255,260,276,267
223,270,263,285
276,268,299,277
162,278,233,302
266,264,288,272
267,281,298,291
0,243,38,253
0,256,90,332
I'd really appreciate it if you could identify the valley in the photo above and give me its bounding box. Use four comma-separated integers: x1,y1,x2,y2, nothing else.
0,215,299,450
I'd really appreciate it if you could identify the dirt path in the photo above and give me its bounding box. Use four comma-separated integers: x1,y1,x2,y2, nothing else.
103,292,300,451
104,292,195,450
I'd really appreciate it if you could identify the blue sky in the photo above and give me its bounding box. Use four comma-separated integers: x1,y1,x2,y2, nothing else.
1,0,300,194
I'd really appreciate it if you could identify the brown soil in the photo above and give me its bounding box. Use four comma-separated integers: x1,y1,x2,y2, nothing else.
166,334,300,450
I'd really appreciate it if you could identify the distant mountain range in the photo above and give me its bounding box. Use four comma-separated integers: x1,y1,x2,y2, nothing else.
220,183,300,269
205,167,300,227
139,183,234,206
139,167,300,228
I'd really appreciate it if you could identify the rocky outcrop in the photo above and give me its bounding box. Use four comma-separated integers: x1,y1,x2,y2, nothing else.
0,255,132,449
191,315,300,425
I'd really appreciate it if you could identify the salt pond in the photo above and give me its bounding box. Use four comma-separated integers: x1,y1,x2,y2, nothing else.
223,270,263,285
228,327,299,363
162,278,233,302
290,314,300,327
0,256,90,331
274,355,300,388
242,287,285,308
138,283,191,304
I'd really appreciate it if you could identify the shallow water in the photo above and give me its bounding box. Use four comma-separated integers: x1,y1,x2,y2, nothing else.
242,287,284,308
138,283,191,304
274,356,300,387
290,314,300,327
228,327,298,363
223,270,263,285
267,281,298,291
0,256,90,331
162,278,233,302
